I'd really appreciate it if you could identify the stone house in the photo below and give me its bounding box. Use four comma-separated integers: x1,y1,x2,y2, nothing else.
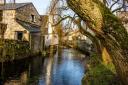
0,2,41,52
117,11,128,32
65,29,92,44
47,14,58,46
40,15,58,48
40,15,48,50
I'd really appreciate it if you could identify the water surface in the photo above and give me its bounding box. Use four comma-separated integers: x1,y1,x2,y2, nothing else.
0,48,86,85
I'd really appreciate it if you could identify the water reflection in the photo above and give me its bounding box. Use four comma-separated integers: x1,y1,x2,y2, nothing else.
42,49,85,85
0,48,85,85
52,60,84,85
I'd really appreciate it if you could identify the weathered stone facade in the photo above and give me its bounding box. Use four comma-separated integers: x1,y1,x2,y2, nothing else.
16,3,41,26
3,10,29,40
0,3,41,52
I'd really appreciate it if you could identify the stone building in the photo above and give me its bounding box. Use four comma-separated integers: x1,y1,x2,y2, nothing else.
0,2,41,52
40,15,48,50
40,15,59,48
117,11,128,32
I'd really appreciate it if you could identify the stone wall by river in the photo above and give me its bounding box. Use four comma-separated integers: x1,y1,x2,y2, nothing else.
0,40,31,62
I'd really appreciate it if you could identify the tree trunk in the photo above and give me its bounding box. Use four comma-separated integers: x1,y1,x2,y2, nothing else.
67,0,128,84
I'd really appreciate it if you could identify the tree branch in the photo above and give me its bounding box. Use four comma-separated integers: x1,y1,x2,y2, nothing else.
110,0,120,10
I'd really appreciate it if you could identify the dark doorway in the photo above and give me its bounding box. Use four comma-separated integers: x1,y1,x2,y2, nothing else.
17,32,23,41
0,10,3,21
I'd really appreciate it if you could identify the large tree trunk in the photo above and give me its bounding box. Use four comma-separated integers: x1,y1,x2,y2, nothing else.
66,0,128,84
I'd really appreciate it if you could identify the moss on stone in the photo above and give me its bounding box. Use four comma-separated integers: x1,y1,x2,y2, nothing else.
0,39,31,62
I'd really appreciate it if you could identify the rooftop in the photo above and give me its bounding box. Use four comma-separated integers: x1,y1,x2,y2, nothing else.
17,19,41,33
0,3,32,10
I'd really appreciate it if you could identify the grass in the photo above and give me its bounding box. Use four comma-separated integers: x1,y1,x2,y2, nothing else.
82,54,122,85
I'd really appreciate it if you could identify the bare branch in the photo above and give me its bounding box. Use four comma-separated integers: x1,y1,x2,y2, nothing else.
52,14,78,26
52,15,73,26
112,5,128,13
110,0,120,10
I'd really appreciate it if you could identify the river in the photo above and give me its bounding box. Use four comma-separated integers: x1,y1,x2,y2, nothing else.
0,48,86,85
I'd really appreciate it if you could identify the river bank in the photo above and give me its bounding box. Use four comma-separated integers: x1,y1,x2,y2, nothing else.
0,40,31,62
0,39,58,62
65,41,123,85
82,53,122,85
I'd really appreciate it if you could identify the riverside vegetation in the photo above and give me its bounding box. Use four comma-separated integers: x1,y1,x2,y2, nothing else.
0,39,31,62
82,54,122,85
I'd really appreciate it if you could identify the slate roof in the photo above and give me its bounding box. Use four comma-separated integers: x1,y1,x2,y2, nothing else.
0,3,31,10
17,20,40,33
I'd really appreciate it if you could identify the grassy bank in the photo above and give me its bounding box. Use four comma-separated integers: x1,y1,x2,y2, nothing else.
82,54,122,85
0,40,31,62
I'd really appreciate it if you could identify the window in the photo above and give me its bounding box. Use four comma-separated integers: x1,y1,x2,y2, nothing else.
17,32,23,41
0,10,3,21
31,14,35,22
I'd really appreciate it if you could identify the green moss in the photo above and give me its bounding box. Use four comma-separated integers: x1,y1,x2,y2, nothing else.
0,39,31,61
82,54,121,85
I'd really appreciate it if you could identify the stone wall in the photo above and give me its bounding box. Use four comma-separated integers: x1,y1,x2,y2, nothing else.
2,4,41,41
16,3,41,26
2,10,29,41
0,40,31,62
1,3,42,53
30,32,41,52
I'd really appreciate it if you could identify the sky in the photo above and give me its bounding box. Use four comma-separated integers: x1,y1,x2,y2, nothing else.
16,0,51,15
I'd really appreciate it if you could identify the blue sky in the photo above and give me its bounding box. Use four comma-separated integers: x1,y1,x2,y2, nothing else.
16,0,51,15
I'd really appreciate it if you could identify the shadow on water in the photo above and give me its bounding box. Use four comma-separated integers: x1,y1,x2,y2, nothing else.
0,48,86,85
